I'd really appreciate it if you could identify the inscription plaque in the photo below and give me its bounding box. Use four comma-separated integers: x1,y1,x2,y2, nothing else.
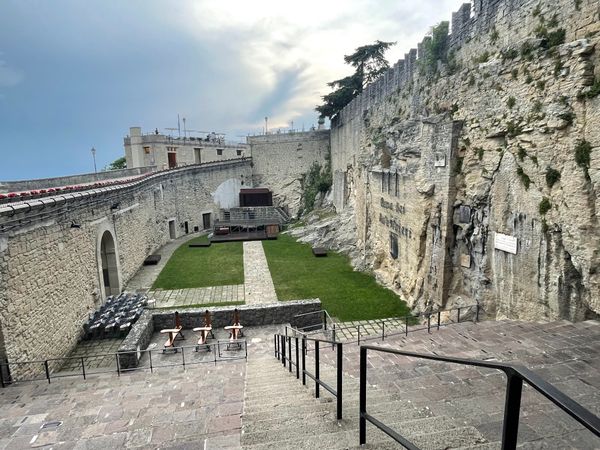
494,232,517,254
460,254,471,268
434,152,446,167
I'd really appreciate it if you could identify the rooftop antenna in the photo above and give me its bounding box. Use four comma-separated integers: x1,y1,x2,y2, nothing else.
177,114,181,137
265,116,268,134
183,117,186,138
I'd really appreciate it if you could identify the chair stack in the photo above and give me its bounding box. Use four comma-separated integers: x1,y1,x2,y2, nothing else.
83,293,149,340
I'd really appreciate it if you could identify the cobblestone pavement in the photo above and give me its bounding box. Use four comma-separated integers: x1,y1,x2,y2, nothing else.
59,339,124,373
147,284,244,308
331,317,408,341
0,326,280,450
243,242,277,305
124,232,204,293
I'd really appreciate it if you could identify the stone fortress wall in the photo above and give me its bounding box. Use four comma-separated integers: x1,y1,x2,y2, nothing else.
331,0,600,321
248,130,331,216
0,160,252,369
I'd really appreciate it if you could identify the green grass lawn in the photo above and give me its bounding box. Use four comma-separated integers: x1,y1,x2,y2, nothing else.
152,237,244,289
263,234,411,321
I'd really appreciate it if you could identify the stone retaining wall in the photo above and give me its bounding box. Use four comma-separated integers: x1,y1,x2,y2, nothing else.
118,300,321,369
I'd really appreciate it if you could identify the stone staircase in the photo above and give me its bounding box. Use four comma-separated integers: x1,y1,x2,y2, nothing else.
242,319,600,449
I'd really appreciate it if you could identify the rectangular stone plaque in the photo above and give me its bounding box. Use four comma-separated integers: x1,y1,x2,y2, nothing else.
494,232,518,254
459,205,471,223
434,152,446,167
460,254,471,268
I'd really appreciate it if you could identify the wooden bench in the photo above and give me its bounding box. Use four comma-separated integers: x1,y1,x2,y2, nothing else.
143,254,161,265
189,242,211,248
161,327,184,352
312,247,327,257
224,325,244,349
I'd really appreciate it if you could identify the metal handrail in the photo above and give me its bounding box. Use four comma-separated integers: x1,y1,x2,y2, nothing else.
274,333,343,420
0,340,247,387
330,304,481,344
359,345,600,449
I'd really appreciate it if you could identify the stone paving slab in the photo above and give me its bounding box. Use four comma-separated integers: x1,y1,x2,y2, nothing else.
243,242,277,305
148,284,245,308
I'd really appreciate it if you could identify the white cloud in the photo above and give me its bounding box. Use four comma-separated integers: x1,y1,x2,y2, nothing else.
135,1,466,133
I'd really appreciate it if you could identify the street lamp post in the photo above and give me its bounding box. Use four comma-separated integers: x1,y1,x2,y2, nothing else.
91,147,97,174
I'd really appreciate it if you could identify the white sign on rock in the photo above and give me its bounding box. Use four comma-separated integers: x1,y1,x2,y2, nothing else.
494,232,518,254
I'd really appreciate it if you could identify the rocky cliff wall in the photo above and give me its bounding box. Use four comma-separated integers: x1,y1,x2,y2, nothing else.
331,0,600,321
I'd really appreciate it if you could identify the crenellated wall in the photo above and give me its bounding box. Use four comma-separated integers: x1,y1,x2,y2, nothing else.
331,0,600,320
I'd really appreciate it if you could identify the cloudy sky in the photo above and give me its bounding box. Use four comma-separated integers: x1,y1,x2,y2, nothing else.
0,0,465,180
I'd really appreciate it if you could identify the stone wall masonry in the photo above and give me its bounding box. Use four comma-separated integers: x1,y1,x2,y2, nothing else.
0,159,252,374
330,0,600,321
118,300,321,369
248,130,330,216
0,167,156,193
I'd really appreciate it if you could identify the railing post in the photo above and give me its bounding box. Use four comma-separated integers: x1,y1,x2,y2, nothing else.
149,350,153,373
323,310,327,331
281,335,286,367
357,325,361,346
359,346,367,445
332,324,336,350
0,362,5,388
457,307,461,323
437,311,441,330
288,337,292,373
295,337,300,379
476,304,480,322
274,335,277,358
315,340,320,399
427,314,431,334
382,321,385,341
116,354,121,377
501,371,523,450
337,343,343,420
44,361,51,384
405,316,409,336
81,357,86,380
181,346,186,369
301,337,306,386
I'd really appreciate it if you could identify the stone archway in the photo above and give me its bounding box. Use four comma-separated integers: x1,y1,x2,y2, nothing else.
98,229,121,299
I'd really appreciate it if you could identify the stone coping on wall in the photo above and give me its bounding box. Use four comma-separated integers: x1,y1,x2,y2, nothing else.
117,299,321,369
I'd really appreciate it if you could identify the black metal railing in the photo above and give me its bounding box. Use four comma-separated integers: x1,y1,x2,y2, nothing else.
359,345,600,450
274,333,343,420
291,305,481,346
0,340,247,387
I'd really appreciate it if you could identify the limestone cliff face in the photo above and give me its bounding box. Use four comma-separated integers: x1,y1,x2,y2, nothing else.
330,0,600,321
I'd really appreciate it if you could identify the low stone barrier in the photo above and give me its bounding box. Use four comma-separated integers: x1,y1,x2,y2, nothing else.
118,299,321,369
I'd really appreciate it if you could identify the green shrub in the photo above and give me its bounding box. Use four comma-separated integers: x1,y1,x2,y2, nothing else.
575,140,592,168
506,121,523,136
518,146,527,161
490,27,499,43
520,41,536,60
511,68,519,79
558,111,575,126
539,197,552,215
301,162,332,212
533,4,541,16
525,74,533,84
468,74,475,86
531,155,539,165
536,80,546,90
532,100,543,114
473,51,490,64
502,48,519,60
517,167,531,189
545,168,561,188
476,147,485,160
507,96,516,109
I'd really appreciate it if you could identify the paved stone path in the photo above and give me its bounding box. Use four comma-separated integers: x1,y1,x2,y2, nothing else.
124,232,204,292
243,241,278,305
148,284,245,308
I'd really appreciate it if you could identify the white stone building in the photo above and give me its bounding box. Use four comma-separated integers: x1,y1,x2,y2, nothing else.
124,127,248,170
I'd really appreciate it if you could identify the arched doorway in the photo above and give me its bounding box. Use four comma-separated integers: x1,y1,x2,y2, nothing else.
100,231,120,297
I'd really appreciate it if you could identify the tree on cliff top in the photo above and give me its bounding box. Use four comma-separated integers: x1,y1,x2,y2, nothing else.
316,40,395,120
106,156,126,170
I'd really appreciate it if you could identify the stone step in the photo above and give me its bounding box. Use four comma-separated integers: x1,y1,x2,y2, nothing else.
242,429,353,450
242,402,432,430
